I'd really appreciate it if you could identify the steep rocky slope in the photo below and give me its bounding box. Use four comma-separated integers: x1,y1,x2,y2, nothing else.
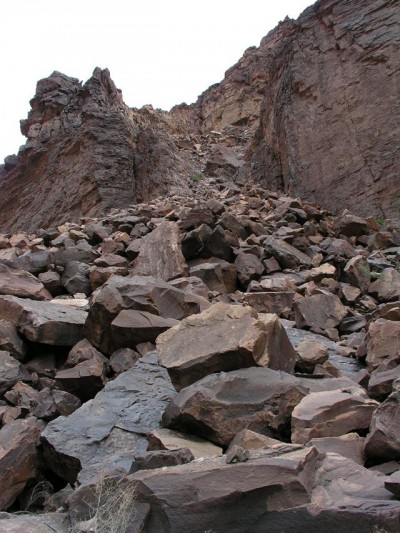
0,0,399,230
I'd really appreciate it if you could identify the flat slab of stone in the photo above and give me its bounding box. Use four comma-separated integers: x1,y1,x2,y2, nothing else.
306,433,365,465
294,293,348,331
41,356,176,485
0,513,70,533
0,263,51,300
0,295,87,346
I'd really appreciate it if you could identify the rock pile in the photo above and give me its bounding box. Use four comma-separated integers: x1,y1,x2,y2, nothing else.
1,177,400,531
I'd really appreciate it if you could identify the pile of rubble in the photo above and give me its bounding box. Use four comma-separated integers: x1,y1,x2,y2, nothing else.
1,177,400,531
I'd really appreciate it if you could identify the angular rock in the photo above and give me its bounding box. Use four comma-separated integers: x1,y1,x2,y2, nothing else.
61,261,91,295
130,447,323,532
0,295,87,346
189,259,237,294
0,320,26,360
369,267,400,302
306,433,365,465
0,351,31,396
364,385,400,462
385,470,400,499
243,291,294,316
131,222,188,281
111,310,178,349
364,319,400,371
343,255,370,294
30,388,81,420
110,348,141,374
55,354,108,402
291,388,378,444
37,270,63,296
263,236,312,270
0,419,40,510
147,428,222,459
157,304,296,390
294,293,348,331
295,338,329,374
0,263,51,300
234,252,264,287
85,275,207,355
41,356,176,484
368,365,400,401
162,367,309,446
228,429,283,450
129,448,194,473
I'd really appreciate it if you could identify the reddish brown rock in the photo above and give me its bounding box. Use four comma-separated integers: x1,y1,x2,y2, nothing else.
0,419,40,510
111,310,178,349
0,295,87,346
305,433,365,465
369,268,400,302
157,304,296,390
131,222,188,281
0,351,31,396
294,293,348,332
364,319,400,371
0,264,51,300
147,428,222,459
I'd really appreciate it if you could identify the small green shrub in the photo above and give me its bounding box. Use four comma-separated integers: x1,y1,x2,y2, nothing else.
192,172,204,182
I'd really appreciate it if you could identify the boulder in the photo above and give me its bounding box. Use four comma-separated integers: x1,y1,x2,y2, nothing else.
85,275,207,355
263,236,312,269
109,348,141,374
30,388,81,420
55,354,108,402
147,428,223,459
295,338,329,374
37,271,63,296
130,447,322,532
294,293,348,331
0,320,26,360
61,261,91,295
0,419,40,510
368,365,400,400
0,263,51,300
364,384,400,462
369,267,400,302
189,260,237,294
0,295,87,346
234,252,264,287
157,304,296,390
131,222,188,281
41,356,176,484
343,255,370,294
0,513,70,533
162,367,309,446
385,471,400,499
242,291,294,316
364,319,400,371
291,388,378,444
111,310,178,349
228,429,283,450
0,351,31,396
305,433,365,465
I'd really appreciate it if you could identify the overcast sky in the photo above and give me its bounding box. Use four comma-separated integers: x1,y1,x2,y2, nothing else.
0,0,313,162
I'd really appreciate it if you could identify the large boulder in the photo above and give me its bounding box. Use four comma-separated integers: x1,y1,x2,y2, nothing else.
0,263,51,300
163,367,364,448
131,222,188,281
130,446,322,532
364,319,400,371
294,293,348,331
85,275,208,355
364,382,400,462
41,356,176,484
0,295,87,346
291,388,378,444
0,419,40,510
157,304,296,390
263,236,312,270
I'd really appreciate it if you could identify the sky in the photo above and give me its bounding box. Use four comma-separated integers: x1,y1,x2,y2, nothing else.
0,0,313,162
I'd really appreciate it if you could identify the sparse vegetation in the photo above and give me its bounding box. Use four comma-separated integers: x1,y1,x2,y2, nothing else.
70,475,137,533
192,172,205,182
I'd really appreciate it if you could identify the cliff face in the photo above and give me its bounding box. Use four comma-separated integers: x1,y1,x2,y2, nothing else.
0,69,196,232
248,0,400,218
0,0,399,232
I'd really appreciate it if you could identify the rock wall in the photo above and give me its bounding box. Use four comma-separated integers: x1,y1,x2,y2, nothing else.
0,0,399,232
